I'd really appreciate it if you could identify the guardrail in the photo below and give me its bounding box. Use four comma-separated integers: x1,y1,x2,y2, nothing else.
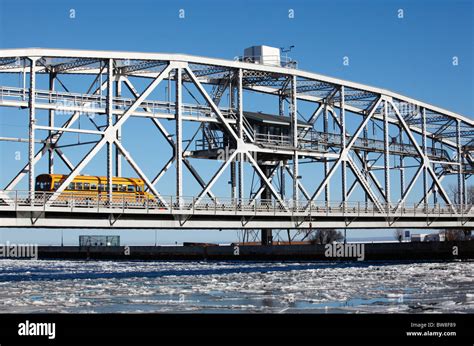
0,190,471,218
0,86,238,120
254,129,451,160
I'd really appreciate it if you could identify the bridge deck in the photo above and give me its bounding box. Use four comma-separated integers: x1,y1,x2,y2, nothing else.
1,191,472,229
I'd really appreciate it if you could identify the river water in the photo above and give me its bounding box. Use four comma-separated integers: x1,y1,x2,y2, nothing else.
0,259,472,313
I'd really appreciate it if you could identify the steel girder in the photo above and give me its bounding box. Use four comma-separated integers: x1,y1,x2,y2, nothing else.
0,48,472,229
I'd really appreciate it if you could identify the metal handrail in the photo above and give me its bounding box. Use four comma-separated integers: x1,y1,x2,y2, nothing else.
0,190,471,217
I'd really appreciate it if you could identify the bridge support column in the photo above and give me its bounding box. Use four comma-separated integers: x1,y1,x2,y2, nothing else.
260,164,273,245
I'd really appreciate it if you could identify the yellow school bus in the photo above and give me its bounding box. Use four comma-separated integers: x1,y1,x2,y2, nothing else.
35,174,154,204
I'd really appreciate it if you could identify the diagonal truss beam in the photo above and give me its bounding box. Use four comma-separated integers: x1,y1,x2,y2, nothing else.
122,76,216,201
347,156,384,212
327,105,386,201
184,66,239,142
308,97,383,203
394,164,424,210
244,151,288,211
5,80,108,190
114,141,167,205
195,150,239,204
249,164,280,204
46,63,174,204
387,98,456,212
285,165,311,200
307,103,324,124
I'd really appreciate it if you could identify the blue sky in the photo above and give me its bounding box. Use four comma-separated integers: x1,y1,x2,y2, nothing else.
0,0,472,245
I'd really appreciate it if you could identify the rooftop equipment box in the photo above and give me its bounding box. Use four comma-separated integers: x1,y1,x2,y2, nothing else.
243,46,281,66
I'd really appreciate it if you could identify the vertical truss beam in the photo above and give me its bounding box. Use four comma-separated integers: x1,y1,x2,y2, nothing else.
115,75,122,177
106,59,114,203
291,75,299,205
176,67,183,207
238,68,244,201
456,119,464,206
28,57,37,203
399,127,405,198
383,99,390,206
421,108,428,204
48,72,55,174
341,86,347,207
323,103,330,203
280,162,286,198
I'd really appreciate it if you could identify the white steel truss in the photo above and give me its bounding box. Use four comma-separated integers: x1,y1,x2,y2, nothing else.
0,48,472,230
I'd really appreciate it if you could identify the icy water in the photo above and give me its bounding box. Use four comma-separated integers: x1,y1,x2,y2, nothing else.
0,260,472,313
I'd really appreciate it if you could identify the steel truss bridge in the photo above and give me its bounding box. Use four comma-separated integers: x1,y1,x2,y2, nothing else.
0,48,473,239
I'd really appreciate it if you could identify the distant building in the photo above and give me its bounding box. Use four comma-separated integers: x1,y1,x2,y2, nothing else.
411,233,428,242
425,233,446,242
411,232,445,242
79,235,120,247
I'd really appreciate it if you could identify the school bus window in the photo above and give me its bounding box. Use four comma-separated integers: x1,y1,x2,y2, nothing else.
137,186,143,192
112,184,118,192
35,181,45,191
76,183,83,190
84,183,90,190
54,182,60,190
98,184,104,191
91,184,97,190
120,185,126,192
68,182,75,190
127,185,135,192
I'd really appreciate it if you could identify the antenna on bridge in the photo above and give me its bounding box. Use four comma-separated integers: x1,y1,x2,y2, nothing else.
280,45,296,68
280,45,295,54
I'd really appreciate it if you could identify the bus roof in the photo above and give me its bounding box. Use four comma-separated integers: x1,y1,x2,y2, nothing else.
37,174,144,184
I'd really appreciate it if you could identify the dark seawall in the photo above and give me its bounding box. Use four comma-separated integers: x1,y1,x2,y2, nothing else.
36,241,474,261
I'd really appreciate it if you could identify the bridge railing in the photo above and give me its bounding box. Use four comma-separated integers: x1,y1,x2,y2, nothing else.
0,190,472,217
